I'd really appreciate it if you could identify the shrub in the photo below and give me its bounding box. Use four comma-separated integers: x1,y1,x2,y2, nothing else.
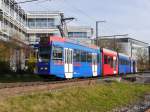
26,55,37,74
0,60,10,73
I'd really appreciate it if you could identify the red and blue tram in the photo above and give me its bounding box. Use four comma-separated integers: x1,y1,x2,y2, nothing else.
37,36,137,79
102,48,118,76
130,58,137,73
37,36,101,78
118,53,131,74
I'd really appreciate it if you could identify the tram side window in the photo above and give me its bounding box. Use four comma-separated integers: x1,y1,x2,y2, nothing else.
81,51,87,62
104,55,108,64
87,53,92,62
119,59,122,65
121,60,123,65
126,60,128,65
120,59,124,65
123,60,125,65
107,56,112,67
73,49,80,62
122,60,125,65
97,54,101,63
52,46,63,61
124,60,126,65
127,61,129,65
120,59,129,65
113,57,117,69
120,60,122,65
109,57,113,68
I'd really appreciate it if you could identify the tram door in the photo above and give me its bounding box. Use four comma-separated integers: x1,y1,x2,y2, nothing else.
64,48,73,78
131,60,133,73
133,61,136,73
92,53,98,77
113,56,117,74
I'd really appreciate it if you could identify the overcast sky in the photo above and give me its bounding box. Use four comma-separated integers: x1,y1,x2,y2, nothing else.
18,0,150,43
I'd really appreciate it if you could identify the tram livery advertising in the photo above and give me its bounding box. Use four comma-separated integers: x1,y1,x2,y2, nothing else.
37,36,137,79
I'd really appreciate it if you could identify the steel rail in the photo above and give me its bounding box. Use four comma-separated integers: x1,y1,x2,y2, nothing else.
0,78,98,90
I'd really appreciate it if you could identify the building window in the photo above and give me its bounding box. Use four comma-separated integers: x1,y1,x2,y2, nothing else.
0,10,3,20
48,18,55,28
28,18,55,29
36,18,47,28
28,19,35,28
68,32,87,38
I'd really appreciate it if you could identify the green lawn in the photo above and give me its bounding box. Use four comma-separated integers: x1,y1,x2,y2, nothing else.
0,82,150,112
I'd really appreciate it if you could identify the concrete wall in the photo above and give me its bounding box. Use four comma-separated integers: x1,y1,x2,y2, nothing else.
0,0,2,10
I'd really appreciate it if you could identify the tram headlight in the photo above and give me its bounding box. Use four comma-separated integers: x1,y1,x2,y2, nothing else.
40,67,43,70
39,58,42,62
45,67,48,70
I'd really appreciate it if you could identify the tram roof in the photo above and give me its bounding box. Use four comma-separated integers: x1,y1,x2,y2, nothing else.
49,36,99,50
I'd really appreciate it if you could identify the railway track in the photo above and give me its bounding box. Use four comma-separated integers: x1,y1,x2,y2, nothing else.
0,78,98,92
0,72,147,90
0,77,100,101
0,77,98,90
0,73,147,100
0,74,141,90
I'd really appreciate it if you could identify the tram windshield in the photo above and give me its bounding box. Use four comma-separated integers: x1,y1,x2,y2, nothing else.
39,46,51,54
38,46,51,62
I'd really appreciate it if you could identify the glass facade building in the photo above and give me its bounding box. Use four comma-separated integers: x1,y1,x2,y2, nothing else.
27,11,62,45
0,0,27,41
67,26,93,44
0,0,93,71
0,0,28,71
68,32,87,38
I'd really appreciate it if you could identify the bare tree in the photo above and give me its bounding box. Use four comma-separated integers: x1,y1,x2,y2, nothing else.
135,48,149,71
96,38,124,53
0,40,11,73
0,33,32,73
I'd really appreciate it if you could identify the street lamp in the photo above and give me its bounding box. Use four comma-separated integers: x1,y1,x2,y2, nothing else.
95,20,106,46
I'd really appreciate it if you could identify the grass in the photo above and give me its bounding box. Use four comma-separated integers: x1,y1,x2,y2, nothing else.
0,82,150,112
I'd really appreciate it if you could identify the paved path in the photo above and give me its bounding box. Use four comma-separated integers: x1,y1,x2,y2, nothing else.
136,73,150,83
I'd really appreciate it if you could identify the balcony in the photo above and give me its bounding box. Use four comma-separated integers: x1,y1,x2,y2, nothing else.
27,28,60,34
0,22,2,34
0,9,2,20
